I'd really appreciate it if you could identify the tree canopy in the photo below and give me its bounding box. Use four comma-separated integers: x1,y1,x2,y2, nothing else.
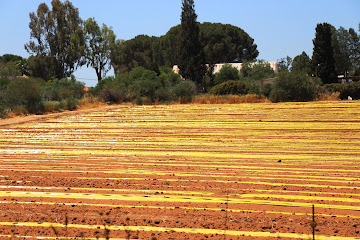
200,22,258,64
277,56,292,73
0,54,24,63
111,22,259,81
241,60,275,82
176,0,206,91
0,54,25,77
312,23,337,84
332,27,352,75
25,0,85,79
84,17,116,82
292,51,312,74
161,23,259,67
331,25,360,76
213,64,240,85
111,35,157,75
270,72,320,102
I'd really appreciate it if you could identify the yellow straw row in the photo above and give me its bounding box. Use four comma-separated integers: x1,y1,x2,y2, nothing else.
0,222,359,240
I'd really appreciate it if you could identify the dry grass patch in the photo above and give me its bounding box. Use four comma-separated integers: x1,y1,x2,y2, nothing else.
5,106,29,117
316,91,340,101
193,94,270,104
43,101,61,112
79,96,107,109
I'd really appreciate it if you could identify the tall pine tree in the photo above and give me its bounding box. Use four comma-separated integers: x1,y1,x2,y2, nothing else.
177,0,206,91
312,23,337,84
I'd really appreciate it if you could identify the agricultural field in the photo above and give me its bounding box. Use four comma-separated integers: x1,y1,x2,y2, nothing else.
0,101,360,239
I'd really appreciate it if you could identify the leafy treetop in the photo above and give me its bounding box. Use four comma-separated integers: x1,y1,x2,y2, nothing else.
25,0,85,79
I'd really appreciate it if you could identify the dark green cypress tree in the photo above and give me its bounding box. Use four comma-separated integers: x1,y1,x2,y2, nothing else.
177,0,206,91
312,23,337,84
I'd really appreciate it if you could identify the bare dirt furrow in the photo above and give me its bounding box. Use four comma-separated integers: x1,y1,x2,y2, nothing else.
1,102,360,239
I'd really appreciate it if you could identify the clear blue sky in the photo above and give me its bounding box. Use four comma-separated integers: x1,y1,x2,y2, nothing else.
1,0,359,86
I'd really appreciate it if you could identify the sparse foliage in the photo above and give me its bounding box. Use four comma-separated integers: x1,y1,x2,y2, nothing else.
84,18,116,82
277,56,292,73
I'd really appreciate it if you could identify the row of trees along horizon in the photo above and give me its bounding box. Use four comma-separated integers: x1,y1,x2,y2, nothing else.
1,0,360,117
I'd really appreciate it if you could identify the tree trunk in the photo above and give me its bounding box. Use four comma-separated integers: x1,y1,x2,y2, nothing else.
95,68,102,82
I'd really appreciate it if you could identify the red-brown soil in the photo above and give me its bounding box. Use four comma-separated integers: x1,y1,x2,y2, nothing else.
0,102,360,239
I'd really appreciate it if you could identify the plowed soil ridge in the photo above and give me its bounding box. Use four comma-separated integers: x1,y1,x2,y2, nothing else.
0,101,360,239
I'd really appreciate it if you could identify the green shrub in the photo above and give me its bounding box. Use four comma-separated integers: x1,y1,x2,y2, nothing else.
42,76,85,101
324,82,360,100
171,80,197,103
342,81,360,100
60,98,79,111
0,61,21,77
100,85,127,103
213,64,240,85
241,60,275,81
90,76,117,96
159,66,173,74
155,87,172,103
261,83,273,98
135,95,144,105
92,75,130,103
128,67,165,103
130,79,160,103
0,78,10,113
324,83,346,93
247,84,260,95
269,72,321,102
4,77,42,113
159,69,181,87
129,67,157,82
95,67,168,104
93,66,191,104
210,80,248,95
0,78,10,91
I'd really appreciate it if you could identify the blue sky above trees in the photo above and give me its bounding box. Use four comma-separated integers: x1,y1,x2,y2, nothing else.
1,0,359,86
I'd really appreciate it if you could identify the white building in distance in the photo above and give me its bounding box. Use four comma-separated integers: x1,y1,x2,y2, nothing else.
173,62,278,75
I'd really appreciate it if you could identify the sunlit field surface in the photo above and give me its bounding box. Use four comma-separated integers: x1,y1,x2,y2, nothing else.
0,101,359,239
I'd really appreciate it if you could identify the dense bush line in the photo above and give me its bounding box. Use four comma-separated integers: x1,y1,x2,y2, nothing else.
269,72,322,102
210,80,248,95
324,82,360,100
92,66,196,105
0,76,86,117
0,66,198,118
2,63,360,119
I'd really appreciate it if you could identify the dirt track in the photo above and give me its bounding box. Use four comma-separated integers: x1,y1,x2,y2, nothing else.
0,102,360,239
